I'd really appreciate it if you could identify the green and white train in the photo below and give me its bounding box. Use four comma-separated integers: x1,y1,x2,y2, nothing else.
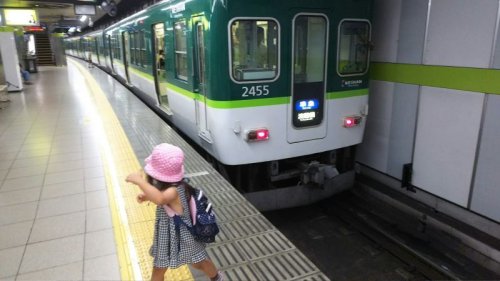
65,0,373,207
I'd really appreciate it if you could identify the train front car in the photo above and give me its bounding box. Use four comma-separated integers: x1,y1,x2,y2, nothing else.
65,0,373,210
204,0,373,209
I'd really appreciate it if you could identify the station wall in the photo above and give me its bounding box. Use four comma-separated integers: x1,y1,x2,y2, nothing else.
357,0,500,222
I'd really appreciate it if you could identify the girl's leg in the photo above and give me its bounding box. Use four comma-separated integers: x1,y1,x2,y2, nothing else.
151,267,168,281
191,259,221,280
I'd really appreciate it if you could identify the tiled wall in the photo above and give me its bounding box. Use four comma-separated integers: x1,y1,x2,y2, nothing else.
357,0,500,221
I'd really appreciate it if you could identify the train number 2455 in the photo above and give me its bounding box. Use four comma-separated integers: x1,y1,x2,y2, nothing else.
242,85,269,97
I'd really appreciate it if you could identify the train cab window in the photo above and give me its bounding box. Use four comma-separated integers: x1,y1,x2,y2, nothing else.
337,20,371,76
174,21,188,81
230,19,279,82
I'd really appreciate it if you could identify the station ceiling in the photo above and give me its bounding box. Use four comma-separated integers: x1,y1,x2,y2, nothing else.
0,0,124,31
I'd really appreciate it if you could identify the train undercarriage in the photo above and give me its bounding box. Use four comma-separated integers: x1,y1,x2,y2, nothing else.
207,146,359,211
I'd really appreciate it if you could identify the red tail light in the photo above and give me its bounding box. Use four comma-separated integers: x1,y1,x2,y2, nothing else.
343,116,362,128
245,128,269,142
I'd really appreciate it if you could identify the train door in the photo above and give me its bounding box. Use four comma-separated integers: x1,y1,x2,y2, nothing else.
287,13,328,143
152,22,169,110
192,17,210,141
107,34,115,72
122,31,131,83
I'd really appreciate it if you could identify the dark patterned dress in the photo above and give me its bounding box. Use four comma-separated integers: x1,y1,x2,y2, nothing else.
150,185,209,268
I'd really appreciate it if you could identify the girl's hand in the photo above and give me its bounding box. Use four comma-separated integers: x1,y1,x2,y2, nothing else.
137,193,147,204
126,171,145,186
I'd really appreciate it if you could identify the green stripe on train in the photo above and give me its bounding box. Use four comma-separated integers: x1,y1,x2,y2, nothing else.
370,62,500,95
126,67,368,108
168,84,367,108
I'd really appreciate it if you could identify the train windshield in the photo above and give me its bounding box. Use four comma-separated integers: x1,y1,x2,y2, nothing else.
338,20,371,76
230,19,279,82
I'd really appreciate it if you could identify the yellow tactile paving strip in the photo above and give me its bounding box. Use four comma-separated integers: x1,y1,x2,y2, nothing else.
69,59,194,281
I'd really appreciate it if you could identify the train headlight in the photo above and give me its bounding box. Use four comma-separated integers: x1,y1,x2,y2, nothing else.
343,116,362,128
245,128,269,142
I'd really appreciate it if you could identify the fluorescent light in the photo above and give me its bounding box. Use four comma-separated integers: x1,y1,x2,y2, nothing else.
4,9,39,26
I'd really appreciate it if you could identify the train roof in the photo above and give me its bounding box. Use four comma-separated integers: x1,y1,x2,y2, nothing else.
103,0,188,33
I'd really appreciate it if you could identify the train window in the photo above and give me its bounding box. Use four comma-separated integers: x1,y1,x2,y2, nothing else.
109,36,114,58
292,15,327,128
153,22,168,108
337,20,370,76
130,32,136,64
133,32,138,65
111,36,115,59
139,30,146,67
94,38,100,65
113,34,120,60
116,34,121,60
230,19,279,82
174,21,188,81
134,32,140,66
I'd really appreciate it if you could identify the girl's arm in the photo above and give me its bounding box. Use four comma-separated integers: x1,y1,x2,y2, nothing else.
126,171,177,205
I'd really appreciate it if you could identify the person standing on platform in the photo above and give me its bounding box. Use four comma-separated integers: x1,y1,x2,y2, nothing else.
157,49,165,76
19,64,31,85
256,26,268,68
126,143,223,281
158,49,165,69
87,53,94,68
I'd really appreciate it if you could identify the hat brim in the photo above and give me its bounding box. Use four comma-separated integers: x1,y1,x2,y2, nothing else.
144,163,184,183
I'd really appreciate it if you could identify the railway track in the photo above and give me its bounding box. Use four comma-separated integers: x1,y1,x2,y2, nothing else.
326,192,457,280
264,187,499,281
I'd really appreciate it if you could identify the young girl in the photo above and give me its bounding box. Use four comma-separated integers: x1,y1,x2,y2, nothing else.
126,143,223,281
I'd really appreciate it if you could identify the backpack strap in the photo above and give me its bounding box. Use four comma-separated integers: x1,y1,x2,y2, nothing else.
181,183,198,225
162,183,196,220
188,196,196,225
163,204,177,217
163,201,196,224
161,184,198,252
172,215,183,253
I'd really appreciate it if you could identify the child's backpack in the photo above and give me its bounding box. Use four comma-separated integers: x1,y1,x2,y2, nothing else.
163,184,219,243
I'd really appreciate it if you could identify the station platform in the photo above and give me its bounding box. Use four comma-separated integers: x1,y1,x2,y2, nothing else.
0,59,329,281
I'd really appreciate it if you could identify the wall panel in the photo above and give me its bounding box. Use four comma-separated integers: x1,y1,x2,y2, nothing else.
412,87,484,207
371,0,401,62
494,3,500,69
424,0,498,68
396,0,428,64
386,84,419,179
471,95,500,222
356,81,394,172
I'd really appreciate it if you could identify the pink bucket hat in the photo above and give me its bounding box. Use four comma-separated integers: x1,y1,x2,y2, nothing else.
144,143,184,182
